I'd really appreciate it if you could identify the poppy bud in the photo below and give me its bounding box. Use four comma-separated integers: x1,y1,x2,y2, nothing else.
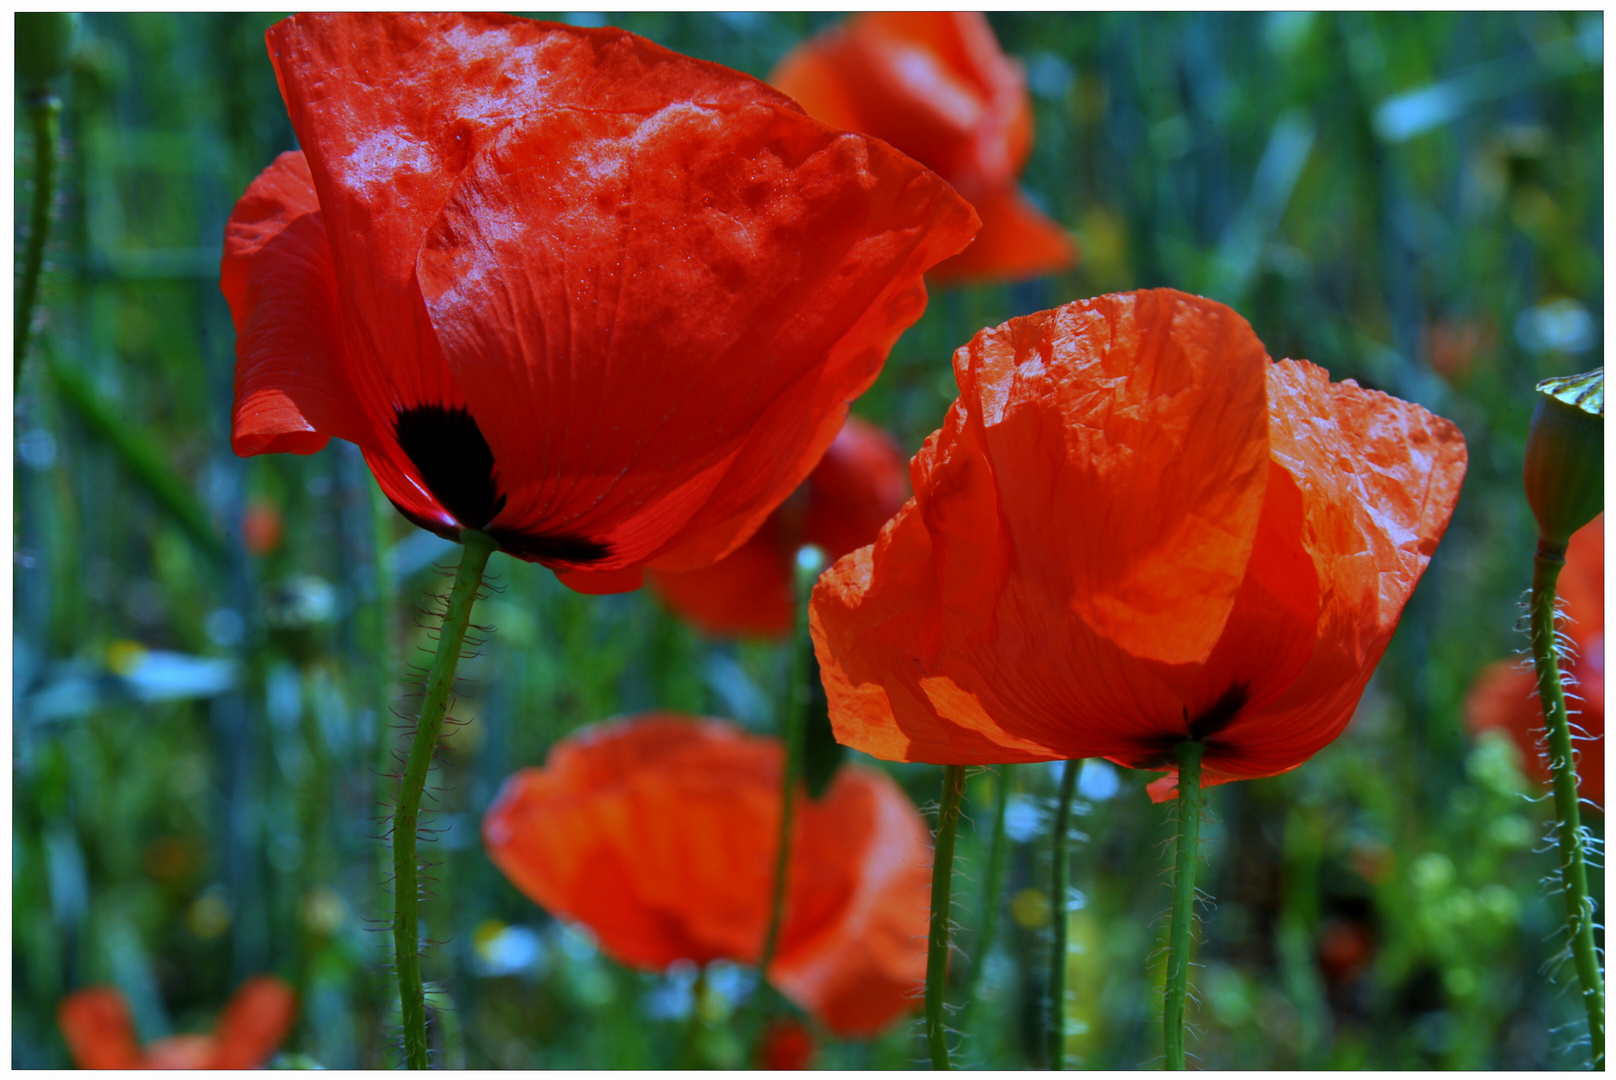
15,12,78,95
1524,369,1603,548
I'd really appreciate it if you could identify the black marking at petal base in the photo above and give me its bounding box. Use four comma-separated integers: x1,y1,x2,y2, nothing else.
1189,683,1249,742
392,404,611,565
394,404,507,530
486,527,610,565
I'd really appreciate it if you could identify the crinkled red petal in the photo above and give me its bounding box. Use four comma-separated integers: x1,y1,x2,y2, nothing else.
417,96,974,574
813,290,1272,765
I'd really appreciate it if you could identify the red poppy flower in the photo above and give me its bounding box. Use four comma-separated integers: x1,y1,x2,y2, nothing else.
223,13,977,595
1316,915,1376,989
772,11,1075,285
811,289,1468,796
758,1018,816,1069
482,713,931,1036
241,496,284,557
647,416,909,637
1466,514,1604,810
57,976,297,1069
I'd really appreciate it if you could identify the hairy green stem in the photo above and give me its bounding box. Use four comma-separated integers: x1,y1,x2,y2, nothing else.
17,94,61,393
370,481,397,881
1048,758,1084,1069
927,764,968,1070
1164,742,1205,1071
752,547,826,1047
367,480,399,1035
959,764,1014,1037
1531,545,1604,1070
393,530,496,1070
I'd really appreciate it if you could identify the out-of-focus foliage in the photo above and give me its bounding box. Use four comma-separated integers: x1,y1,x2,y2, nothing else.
13,11,1602,1069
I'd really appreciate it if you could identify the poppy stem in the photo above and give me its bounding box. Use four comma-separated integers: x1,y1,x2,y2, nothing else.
1164,741,1205,1071
1048,757,1084,1069
392,529,497,1070
927,763,967,1070
367,478,397,905
1530,544,1604,1070
16,91,61,393
672,965,709,1069
752,546,826,1046
959,764,1014,1038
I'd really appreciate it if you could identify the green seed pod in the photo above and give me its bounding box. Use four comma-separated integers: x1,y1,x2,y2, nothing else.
1523,368,1603,548
15,12,79,95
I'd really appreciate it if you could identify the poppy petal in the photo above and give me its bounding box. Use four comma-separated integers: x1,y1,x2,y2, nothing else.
484,717,779,969
1180,463,1321,734
222,152,455,530
1467,659,1546,779
647,519,795,638
758,1019,816,1070
927,184,1077,285
144,1035,219,1070
774,12,1030,197
220,150,320,327
648,417,909,638
57,988,145,1070
483,715,930,1034
771,12,1061,286
552,566,646,596
266,15,809,434
210,975,299,1069
860,10,1034,178
1560,513,1604,639
801,417,911,559
224,154,362,457
770,767,930,1036
417,97,976,573
264,13,557,422
813,290,1273,764
770,36,864,132
1203,360,1468,781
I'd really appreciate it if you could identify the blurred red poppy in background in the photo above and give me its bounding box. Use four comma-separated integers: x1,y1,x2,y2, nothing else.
1423,316,1494,386
58,976,297,1069
758,1018,817,1069
812,289,1468,796
772,11,1075,285
1466,514,1604,810
223,13,977,594
482,714,931,1036
1316,914,1377,989
647,416,909,637
241,495,284,557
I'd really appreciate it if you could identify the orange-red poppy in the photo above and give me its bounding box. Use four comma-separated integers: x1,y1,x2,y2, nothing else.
772,11,1075,285
811,289,1468,796
57,976,297,1069
647,416,909,637
223,13,977,595
1466,514,1604,810
482,714,930,1036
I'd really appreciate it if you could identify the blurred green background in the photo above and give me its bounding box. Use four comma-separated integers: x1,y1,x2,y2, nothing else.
12,11,1603,1070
